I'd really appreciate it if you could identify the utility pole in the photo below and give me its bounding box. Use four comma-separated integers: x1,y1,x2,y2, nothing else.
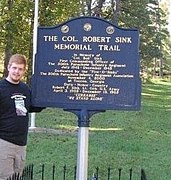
30,0,39,129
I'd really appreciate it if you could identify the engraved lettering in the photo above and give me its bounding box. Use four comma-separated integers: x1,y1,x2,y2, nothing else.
115,37,132,43
44,35,58,41
82,36,111,43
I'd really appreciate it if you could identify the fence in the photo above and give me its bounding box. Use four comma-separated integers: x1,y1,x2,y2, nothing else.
7,164,33,180
7,164,147,180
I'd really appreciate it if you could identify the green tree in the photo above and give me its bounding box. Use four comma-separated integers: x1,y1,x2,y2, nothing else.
39,0,80,26
0,0,34,80
0,0,170,80
0,0,80,81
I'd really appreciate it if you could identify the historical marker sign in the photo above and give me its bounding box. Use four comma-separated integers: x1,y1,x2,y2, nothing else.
31,16,141,110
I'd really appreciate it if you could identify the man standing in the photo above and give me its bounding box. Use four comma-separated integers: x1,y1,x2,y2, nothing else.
0,54,43,179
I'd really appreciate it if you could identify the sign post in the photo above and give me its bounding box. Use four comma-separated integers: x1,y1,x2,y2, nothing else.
66,109,104,180
76,109,89,180
77,126,89,180
31,16,141,179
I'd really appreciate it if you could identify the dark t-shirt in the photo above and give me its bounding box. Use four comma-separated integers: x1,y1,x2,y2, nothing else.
0,79,31,146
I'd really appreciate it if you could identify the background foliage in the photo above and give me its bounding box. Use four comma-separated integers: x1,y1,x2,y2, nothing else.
0,0,170,81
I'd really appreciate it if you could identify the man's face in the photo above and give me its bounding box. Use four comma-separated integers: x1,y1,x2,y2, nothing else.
7,63,25,83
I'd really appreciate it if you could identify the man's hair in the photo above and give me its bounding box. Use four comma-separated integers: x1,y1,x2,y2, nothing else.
8,54,27,68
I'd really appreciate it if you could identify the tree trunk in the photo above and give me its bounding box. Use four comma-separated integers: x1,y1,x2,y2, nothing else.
111,0,120,24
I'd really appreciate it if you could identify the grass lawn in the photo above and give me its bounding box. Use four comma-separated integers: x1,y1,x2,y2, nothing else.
26,79,171,179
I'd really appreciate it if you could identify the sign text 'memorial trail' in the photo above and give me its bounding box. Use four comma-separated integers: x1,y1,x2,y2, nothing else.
32,16,141,111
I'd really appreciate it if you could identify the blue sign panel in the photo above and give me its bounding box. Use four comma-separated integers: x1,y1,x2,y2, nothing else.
31,16,141,110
